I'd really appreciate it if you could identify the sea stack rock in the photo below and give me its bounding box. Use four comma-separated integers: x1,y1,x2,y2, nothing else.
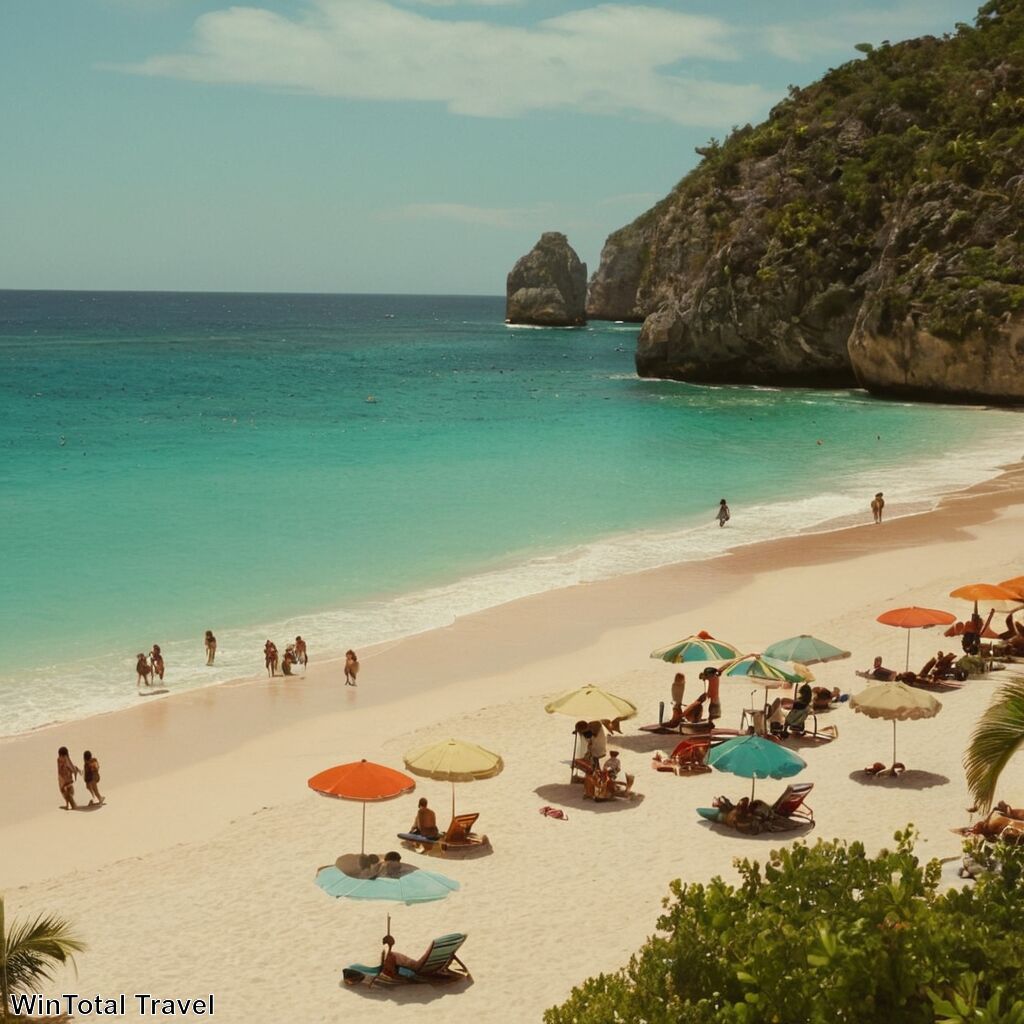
506,232,587,326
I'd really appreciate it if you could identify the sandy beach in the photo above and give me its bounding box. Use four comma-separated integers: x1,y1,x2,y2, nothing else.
4,465,1024,1023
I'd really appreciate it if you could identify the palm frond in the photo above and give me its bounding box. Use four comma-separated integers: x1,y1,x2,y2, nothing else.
964,675,1024,812
1,902,85,997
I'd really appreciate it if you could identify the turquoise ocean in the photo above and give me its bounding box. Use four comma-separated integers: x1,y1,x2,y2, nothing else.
1,290,1021,737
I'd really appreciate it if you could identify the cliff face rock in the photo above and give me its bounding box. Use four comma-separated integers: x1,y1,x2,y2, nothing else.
849,181,1024,400
506,233,587,326
589,2,1024,403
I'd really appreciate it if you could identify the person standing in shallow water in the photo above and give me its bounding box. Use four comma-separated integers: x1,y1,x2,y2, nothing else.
716,499,731,528
205,630,217,665
344,649,360,686
871,492,885,524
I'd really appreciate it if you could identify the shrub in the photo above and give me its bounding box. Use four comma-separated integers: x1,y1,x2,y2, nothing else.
544,831,1024,1024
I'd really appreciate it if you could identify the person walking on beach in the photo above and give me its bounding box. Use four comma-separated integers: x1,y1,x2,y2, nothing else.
136,652,153,688
57,746,79,810
82,749,104,806
294,635,308,668
871,492,885,524
344,649,360,686
716,499,731,528
205,630,217,665
149,644,165,682
264,640,279,677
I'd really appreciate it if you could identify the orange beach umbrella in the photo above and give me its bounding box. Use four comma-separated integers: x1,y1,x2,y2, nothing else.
949,583,1023,616
308,759,416,855
876,606,956,672
998,577,1024,599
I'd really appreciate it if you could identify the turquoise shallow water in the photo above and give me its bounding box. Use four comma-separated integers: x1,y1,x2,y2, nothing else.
1,290,1021,735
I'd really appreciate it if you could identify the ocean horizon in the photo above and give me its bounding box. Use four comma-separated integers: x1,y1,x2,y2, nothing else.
2,289,1021,737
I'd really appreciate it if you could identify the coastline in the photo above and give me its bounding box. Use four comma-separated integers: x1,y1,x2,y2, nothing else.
5,418,1022,739
4,459,1024,1023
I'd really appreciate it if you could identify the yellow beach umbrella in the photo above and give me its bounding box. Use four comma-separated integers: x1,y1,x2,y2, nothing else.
849,681,941,774
403,738,503,818
545,685,637,782
544,684,638,721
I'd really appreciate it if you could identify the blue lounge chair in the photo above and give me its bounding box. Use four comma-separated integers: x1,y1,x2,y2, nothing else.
343,933,470,988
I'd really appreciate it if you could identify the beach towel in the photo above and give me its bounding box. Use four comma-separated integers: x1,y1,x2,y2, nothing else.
539,806,568,821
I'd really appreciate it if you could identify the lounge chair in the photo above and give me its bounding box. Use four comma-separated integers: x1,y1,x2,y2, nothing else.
398,813,490,853
771,782,815,823
342,933,470,988
697,782,815,834
651,736,712,775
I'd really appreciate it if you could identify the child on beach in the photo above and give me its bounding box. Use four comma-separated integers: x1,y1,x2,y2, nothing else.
344,649,359,685
57,747,79,810
717,499,731,527
205,630,217,665
136,653,153,687
83,750,104,805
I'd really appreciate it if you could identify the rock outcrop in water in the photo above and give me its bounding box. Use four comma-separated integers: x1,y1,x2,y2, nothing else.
586,1,1024,403
506,233,587,327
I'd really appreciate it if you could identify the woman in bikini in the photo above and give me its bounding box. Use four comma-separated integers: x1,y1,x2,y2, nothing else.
344,649,360,685
264,640,279,677
57,747,79,810
204,630,217,665
136,653,153,687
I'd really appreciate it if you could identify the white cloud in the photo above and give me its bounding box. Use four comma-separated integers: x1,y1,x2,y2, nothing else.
115,0,771,126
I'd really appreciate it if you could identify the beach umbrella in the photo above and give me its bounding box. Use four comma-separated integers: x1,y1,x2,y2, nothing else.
849,681,941,772
719,654,808,713
650,632,742,663
950,583,1023,616
876,606,957,672
545,685,637,782
706,735,806,800
403,738,503,819
308,759,416,856
998,577,1024,599
315,863,459,905
763,634,851,666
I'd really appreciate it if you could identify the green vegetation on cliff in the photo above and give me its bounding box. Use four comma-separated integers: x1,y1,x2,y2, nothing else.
672,0,1024,343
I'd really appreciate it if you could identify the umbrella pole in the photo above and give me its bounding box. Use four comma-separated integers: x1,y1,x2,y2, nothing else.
892,719,898,767
750,776,756,801
361,803,367,857
905,630,911,673
451,780,456,822
569,733,577,784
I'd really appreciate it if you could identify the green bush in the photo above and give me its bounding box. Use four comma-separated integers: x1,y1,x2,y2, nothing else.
544,831,1024,1024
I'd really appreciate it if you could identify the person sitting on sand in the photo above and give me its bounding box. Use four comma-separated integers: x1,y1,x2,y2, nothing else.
861,656,897,681
411,797,440,840
136,653,153,687
344,649,360,685
281,646,296,676
57,746,79,810
149,644,164,682
604,750,622,780
380,851,402,877
264,640,279,677
204,630,217,665
358,853,381,877
82,749,103,806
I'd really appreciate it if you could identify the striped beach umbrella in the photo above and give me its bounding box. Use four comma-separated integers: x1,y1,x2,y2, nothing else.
718,654,807,684
650,632,742,664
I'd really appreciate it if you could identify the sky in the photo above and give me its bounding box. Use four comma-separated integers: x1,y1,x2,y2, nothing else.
1,0,984,294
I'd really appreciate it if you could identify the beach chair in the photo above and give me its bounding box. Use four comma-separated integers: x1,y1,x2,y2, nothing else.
398,813,490,853
652,736,711,775
342,933,470,988
771,782,815,824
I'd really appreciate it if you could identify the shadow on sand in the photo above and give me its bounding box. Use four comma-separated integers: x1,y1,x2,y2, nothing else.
534,783,645,813
848,769,949,790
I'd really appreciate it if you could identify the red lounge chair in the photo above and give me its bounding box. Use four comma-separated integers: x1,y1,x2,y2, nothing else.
772,782,815,823
652,736,712,774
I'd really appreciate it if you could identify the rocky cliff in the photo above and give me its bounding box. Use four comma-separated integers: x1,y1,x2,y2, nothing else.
588,0,1024,403
506,232,587,327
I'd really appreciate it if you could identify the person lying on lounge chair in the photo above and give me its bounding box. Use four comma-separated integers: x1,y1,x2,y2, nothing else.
811,686,843,711
379,934,420,977
858,657,898,681
961,811,1024,840
680,693,708,724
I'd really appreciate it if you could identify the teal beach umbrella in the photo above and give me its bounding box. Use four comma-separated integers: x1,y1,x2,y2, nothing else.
315,864,459,905
707,735,806,799
718,655,807,683
762,635,851,665
650,633,742,663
